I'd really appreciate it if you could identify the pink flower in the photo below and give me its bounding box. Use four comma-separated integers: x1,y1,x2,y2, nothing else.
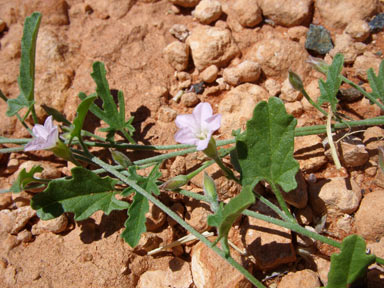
24,116,59,151
174,102,221,150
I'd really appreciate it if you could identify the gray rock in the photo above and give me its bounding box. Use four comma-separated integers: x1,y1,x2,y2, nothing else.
369,13,384,32
305,24,334,55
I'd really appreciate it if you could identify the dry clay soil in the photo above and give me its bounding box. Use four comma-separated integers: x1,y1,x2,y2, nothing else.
2,0,384,287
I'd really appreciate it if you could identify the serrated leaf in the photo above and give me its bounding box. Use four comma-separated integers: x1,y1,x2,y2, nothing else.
121,192,149,247
208,185,255,256
82,62,135,142
236,97,299,192
6,12,41,116
70,95,97,139
122,164,161,196
31,167,129,221
10,165,43,193
367,60,384,102
318,53,344,112
327,235,375,288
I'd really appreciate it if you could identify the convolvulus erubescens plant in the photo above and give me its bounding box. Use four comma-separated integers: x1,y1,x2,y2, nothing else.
2,12,384,288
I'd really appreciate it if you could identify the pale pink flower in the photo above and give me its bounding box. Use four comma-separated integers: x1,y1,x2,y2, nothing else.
174,102,221,150
24,116,59,151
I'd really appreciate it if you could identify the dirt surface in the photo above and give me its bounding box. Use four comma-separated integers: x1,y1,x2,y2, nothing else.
1,0,384,287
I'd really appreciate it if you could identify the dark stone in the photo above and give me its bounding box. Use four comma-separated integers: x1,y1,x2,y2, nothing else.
337,88,363,103
369,13,384,32
305,24,333,55
189,82,205,94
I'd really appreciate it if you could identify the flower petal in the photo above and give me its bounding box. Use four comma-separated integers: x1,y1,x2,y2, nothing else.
196,136,211,151
174,128,198,145
192,102,213,124
44,116,54,131
32,124,49,139
204,114,221,132
175,114,198,130
24,137,47,151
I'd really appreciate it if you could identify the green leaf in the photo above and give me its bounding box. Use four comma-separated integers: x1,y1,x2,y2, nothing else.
367,60,384,102
83,62,135,141
31,167,129,221
6,12,41,116
236,97,299,192
122,164,161,196
42,104,71,125
121,192,149,247
10,165,43,193
318,53,344,112
70,95,97,139
208,185,255,256
327,235,375,288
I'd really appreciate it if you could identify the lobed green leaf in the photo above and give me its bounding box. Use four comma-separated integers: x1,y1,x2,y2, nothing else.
10,165,43,193
31,167,129,221
318,53,344,112
6,12,41,116
121,192,149,247
236,97,299,192
367,60,384,102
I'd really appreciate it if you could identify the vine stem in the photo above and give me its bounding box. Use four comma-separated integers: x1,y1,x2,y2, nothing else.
269,182,295,222
341,75,384,111
92,157,266,288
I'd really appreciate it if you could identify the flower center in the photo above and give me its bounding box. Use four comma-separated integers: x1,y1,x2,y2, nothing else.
195,128,208,140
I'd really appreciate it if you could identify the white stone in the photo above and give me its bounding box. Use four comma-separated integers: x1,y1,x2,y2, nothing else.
223,61,261,86
294,135,328,173
345,20,370,42
285,101,304,117
246,35,310,79
31,214,68,235
199,65,218,83
309,177,362,216
277,269,320,288
315,0,378,29
218,83,270,136
137,257,193,288
355,189,384,241
169,24,190,42
354,52,382,81
163,41,190,71
232,0,262,28
191,239,252,288
258,0,313,27
187,26,240,70
192,0,222,25
280,78,302,102
329,34,365,64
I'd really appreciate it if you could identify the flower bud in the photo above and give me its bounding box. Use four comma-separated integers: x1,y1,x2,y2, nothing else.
288,70,304,91
203,172,218,201
306,56,329,74
110,149,133,168
203,137,218,159
50,140,77,164
161,175,189,190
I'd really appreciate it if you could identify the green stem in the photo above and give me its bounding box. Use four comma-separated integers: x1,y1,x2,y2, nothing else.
186,159,215,179
243,209,341,248
326,108,342,169
301,88,328,117
92,157,265,288
255,194,290,221
341,75,384,111
120,128,136,144
269,182,295,222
